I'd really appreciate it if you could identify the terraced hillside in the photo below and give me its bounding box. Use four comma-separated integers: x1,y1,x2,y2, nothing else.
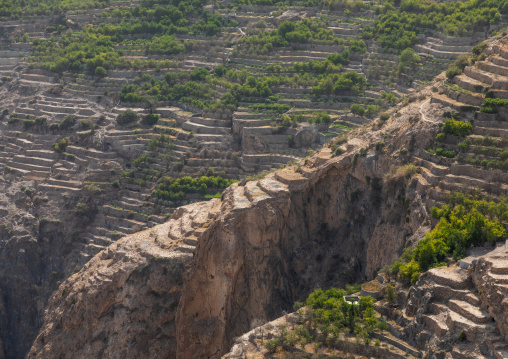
1,0,508,358
23,28,508,356
223,246,508,359
417,37,508,206
221,33,508,359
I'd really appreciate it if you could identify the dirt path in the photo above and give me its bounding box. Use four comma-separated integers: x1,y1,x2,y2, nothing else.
419,98,440,124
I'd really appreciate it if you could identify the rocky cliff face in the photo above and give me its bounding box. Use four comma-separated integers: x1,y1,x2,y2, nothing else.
28,89,443,358
28,199,221,358
0,130,144,358
175,94,441,358
470,252,508,344
0,178,104,358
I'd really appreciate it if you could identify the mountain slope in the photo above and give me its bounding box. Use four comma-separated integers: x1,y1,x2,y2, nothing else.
28,30,508,358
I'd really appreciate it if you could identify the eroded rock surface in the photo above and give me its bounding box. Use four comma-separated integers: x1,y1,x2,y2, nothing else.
28,200,220,359
29,87,443,358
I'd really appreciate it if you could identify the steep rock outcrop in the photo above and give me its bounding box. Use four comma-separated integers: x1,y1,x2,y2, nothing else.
384,247,508,359
29,90,442,358
471,252,508,347
175,96,442,358
27,199,220,358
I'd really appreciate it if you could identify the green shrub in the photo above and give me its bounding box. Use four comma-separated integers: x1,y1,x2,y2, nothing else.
386,284,396,302
332,147,344,157
59,115,77,130
79,118,95,130
154,175,237,202
248,103,290,114
112,180,120,188
459,330,467,342
472,42,488,56
264,339,281,353
480,107,496,114
350,39,367,53
391,261,403,276
392,195,507,286
446,66,462,80
313,112,331,124
399,260,421,285
458,141,469,152
8,115,19,124
190,68,209,81
434,147,455,158
117,110,138,125
398,48,421,74
95,66,107,77
351,104,365,116
53,137,70,153
366,104,380,118
135,179,146,187
23,119,35,130
144,113,159,126
63,152,75,161
214,65,227,77
35,116,47,127
380,113,390,121
453,55,470,70
483,98,508,108
312,71,367,96
435,133,446,141
442,119,473,137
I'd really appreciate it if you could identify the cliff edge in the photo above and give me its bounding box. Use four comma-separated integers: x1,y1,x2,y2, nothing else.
27,79,446,358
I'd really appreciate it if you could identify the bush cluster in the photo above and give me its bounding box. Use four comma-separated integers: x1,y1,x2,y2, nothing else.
427,147,455,158
116,109,139,125
312,71,367,96
442,119,473,137
235,18,342,57
391,193,507,285
265,285,391,352
153,175,236,201
363,1,503,52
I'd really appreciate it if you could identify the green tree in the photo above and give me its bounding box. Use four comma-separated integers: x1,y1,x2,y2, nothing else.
398,48,421,74
350,104,365,116
95,66,107,77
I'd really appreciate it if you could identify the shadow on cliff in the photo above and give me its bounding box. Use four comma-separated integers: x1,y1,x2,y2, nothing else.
176,151,427,358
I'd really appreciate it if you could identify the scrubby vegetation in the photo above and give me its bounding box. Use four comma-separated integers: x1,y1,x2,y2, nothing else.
481,98,508,113
441,119,473,137
266,49,350,74
153,175,237,202
116,109,139,125
234,19,344,57
390,193,507,285
28,0,238,73
363,1,504,52
120,70,220,109
0,0,110,18
312,71,367,96
264,286,391,353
